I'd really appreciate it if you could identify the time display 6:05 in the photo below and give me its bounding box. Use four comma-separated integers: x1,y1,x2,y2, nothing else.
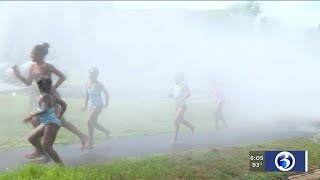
249,151,265,172
249,156,263,161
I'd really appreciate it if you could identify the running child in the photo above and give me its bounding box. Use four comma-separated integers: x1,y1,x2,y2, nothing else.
169,72,194,144
13,43,87,157
82,67,111,149
24,76,65,165
211,78,227,130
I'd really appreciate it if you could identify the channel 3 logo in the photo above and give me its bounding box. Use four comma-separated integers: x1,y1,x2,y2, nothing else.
274,151,296,171
265,150,307,172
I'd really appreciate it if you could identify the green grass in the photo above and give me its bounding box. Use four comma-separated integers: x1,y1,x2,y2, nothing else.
1,95,319,179
0,95,218,149
1,137,319,180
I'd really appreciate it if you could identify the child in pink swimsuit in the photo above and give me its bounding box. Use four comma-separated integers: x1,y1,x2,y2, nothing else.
212,80,227,130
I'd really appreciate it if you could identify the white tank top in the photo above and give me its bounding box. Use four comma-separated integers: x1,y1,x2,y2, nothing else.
173,83,188,105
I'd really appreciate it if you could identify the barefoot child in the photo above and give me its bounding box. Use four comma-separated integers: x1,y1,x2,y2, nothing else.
82,67,111,149
13,43,87,156
24,76,65,165
169,72,194,144
211,78,227,130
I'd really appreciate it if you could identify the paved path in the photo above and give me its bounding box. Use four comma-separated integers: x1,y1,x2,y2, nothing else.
0,124,317,171
289,169,320,180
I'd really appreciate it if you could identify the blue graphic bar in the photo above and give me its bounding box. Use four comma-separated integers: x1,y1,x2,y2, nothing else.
265,151,308,172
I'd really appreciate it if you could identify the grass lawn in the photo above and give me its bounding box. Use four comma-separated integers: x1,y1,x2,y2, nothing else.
0,95,319,179
0,137,319,180
0,95,217,149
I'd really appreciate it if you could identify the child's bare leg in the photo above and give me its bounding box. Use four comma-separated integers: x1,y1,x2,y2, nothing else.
25,117,43,159
60,116,88,150
216,102,227,128
87,124,94,148
173,107,184,143
60,116,87,139
214,104,220,130
31,116,41,127
27,124,46,159
180,120,194,133
214,112,219,130
91,107,111,136
174,120,180,144
43,123,63,166
94,123,111,136
178,106,194,132
221,112,226,123
87,122,94,148
55,105,88,150
87,107,99,148
219,103,227,128
87,107,104,148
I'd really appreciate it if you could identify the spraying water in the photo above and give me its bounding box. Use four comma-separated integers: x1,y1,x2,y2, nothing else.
0,1,319,161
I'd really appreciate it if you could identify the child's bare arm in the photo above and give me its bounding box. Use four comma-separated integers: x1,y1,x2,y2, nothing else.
82,83,89,111
181,85,191,101
56,98,67,118
13,65,33,86
101,83,109,108
84,91,89,109
24,95,49,122
48,64,66,92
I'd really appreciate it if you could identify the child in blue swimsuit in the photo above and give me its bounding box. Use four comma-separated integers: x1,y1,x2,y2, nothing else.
82,67,110,149
24,76,66,165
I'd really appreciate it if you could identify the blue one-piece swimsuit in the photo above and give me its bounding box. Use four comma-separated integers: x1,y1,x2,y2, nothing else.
87,86,104,107
38,106,61,126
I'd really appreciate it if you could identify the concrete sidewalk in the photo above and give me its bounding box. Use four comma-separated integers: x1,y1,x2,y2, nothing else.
0,126,316,171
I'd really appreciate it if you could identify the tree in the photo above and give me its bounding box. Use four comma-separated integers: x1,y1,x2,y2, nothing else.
228,1,262,17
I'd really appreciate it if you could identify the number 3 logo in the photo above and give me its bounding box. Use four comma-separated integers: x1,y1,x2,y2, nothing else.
275,151,295,171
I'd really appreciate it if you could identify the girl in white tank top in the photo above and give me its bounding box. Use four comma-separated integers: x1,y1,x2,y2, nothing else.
169,72,194,144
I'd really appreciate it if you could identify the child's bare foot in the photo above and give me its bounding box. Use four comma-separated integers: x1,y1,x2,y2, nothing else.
191,126,195,134
105,130,111,139
85,142,94,150
57,162,64,167
42,154,51,163
81,135,88,151
29,157,51,164
82,144,94,154
24,151,44,159
171,139,178,145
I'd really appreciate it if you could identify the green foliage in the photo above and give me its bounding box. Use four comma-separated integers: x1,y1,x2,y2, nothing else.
1,138,319,180
203,1,262,25
229,1,262,17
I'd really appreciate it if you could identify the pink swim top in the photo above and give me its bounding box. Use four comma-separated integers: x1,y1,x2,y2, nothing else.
213,85,224,103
